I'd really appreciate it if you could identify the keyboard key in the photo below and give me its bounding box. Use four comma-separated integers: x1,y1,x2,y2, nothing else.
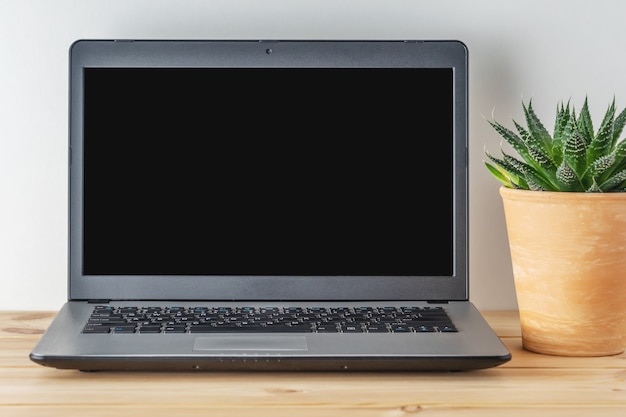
82,326,110,334
315,325,339,333
138,325,162,333
364,325,388,333
340,325,364,333
112,326,136,333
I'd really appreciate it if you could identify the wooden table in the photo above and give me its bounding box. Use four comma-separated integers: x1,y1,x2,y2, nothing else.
1,310,625,416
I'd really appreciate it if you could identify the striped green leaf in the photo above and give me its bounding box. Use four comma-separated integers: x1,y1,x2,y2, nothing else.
485,97,626,192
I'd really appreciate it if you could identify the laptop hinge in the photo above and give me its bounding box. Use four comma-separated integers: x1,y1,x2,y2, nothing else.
87,299,111,304
427,300,449,304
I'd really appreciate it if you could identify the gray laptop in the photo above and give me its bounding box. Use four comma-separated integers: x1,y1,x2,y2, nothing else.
29,39,511,372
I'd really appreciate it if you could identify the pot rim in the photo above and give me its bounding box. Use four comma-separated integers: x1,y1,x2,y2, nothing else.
499,186,626,203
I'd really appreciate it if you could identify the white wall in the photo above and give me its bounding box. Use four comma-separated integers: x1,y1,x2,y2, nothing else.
2,0,626,311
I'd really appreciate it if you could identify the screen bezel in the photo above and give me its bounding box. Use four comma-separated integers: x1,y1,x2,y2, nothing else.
68,39,469,302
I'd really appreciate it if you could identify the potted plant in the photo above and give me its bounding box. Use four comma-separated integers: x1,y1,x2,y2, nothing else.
484,97,626,356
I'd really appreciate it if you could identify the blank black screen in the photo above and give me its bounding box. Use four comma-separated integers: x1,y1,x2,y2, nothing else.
82,68,453,276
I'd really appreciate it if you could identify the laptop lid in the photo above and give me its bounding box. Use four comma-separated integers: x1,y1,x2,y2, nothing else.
69,39,468,303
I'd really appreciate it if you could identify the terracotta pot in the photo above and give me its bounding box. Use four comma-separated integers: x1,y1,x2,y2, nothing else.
499,186,626,356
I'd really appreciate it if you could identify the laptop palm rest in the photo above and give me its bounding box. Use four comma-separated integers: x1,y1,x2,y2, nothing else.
193,336,308,351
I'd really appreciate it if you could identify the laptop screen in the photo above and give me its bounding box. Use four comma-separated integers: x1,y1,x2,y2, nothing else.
69,40,468,301
82,67,453,277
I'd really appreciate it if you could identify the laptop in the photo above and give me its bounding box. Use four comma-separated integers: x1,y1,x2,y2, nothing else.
29,39,511,372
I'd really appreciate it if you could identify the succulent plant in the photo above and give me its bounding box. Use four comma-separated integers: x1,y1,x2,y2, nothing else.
484,97,626,192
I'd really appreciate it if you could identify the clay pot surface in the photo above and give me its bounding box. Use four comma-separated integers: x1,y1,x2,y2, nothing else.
500,187,626,356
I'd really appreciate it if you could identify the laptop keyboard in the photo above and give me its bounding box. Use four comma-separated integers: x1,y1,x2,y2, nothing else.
82,305,457,334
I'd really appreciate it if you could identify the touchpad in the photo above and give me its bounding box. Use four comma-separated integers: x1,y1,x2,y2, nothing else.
193,336,308,351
